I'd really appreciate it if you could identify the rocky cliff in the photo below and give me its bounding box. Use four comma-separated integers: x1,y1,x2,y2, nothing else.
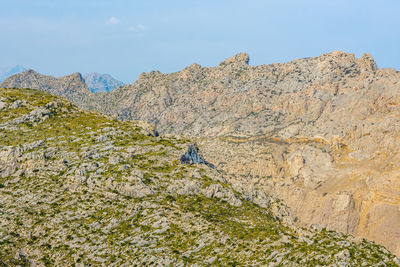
2,88,396,265
80,51,400,256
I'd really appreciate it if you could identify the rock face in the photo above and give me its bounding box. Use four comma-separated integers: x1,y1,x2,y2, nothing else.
180,143,215,168
2,88,397,265
83,51,400,256
0,65,26,82
83,72,124,93
97,51,388,135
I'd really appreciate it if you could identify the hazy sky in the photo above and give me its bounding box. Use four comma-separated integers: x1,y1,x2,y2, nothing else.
1,0,399,83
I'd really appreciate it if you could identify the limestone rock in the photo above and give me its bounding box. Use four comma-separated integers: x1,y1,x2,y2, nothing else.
0,100,6,110
180,143,215,169
202,183,242,206
0,146,22,177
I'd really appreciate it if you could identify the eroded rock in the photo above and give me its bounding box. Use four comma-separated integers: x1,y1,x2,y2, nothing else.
180,143,215,169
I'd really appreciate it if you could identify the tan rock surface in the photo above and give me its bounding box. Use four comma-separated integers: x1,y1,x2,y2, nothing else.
100,51,400,255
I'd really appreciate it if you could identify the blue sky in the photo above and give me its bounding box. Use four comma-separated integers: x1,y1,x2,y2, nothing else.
1,0,399,83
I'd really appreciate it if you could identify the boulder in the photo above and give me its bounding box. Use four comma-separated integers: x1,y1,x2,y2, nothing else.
180,143,214,169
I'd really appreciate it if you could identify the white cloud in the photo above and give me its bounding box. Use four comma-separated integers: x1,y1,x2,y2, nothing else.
105,17,121,25
128,24,145,32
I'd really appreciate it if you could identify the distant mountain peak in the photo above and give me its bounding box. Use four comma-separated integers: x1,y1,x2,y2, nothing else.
218,53,250,67
25,69,39,74
0,64,27,82
66,72,86,82
83,72,124,93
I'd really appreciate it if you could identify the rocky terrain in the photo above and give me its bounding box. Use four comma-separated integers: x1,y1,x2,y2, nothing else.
92,51,400,257
0,70,92,109
0,65,26,82
83,72,124,93
2,88,397,265
2,51,400,258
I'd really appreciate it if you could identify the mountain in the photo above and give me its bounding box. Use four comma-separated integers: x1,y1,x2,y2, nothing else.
3,52,400,257
0,70,92,108
92,51,400,257
0,65,26,82
83,72,124,93
83,51,400,256
0,87,397,265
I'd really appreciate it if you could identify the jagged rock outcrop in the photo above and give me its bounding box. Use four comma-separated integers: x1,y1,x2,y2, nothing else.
180,143,215,169
83,72,124,93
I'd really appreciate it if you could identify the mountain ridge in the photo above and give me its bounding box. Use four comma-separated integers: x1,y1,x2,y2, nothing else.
2,51,400,256
0,69,92,108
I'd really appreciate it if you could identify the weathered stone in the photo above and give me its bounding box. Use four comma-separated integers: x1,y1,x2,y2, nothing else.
180,143,214,169
201,183,242,207
9,100,22,109
0,101,6,110
108,155,122,165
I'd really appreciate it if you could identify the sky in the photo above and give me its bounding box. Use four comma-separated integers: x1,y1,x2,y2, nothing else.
0,0,399,83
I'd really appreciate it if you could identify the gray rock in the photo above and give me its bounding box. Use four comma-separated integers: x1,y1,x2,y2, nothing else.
75,166,87,177
180,143,215,169
95,168,105,175
96,134,109,142
202,183,242,207
0,146,22,177
334,249,350,265
0,101,6,110
118,164,130,171
9,100,22,109
19,108,52,123
45,101,61,109
108,155,122,165
23,140,44,151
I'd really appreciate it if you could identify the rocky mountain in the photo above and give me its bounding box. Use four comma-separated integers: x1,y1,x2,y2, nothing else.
2,51,400,258
2,88,397,265
0,70,92,108
71,51,400,256
0,65,26,82
83,72,124,93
